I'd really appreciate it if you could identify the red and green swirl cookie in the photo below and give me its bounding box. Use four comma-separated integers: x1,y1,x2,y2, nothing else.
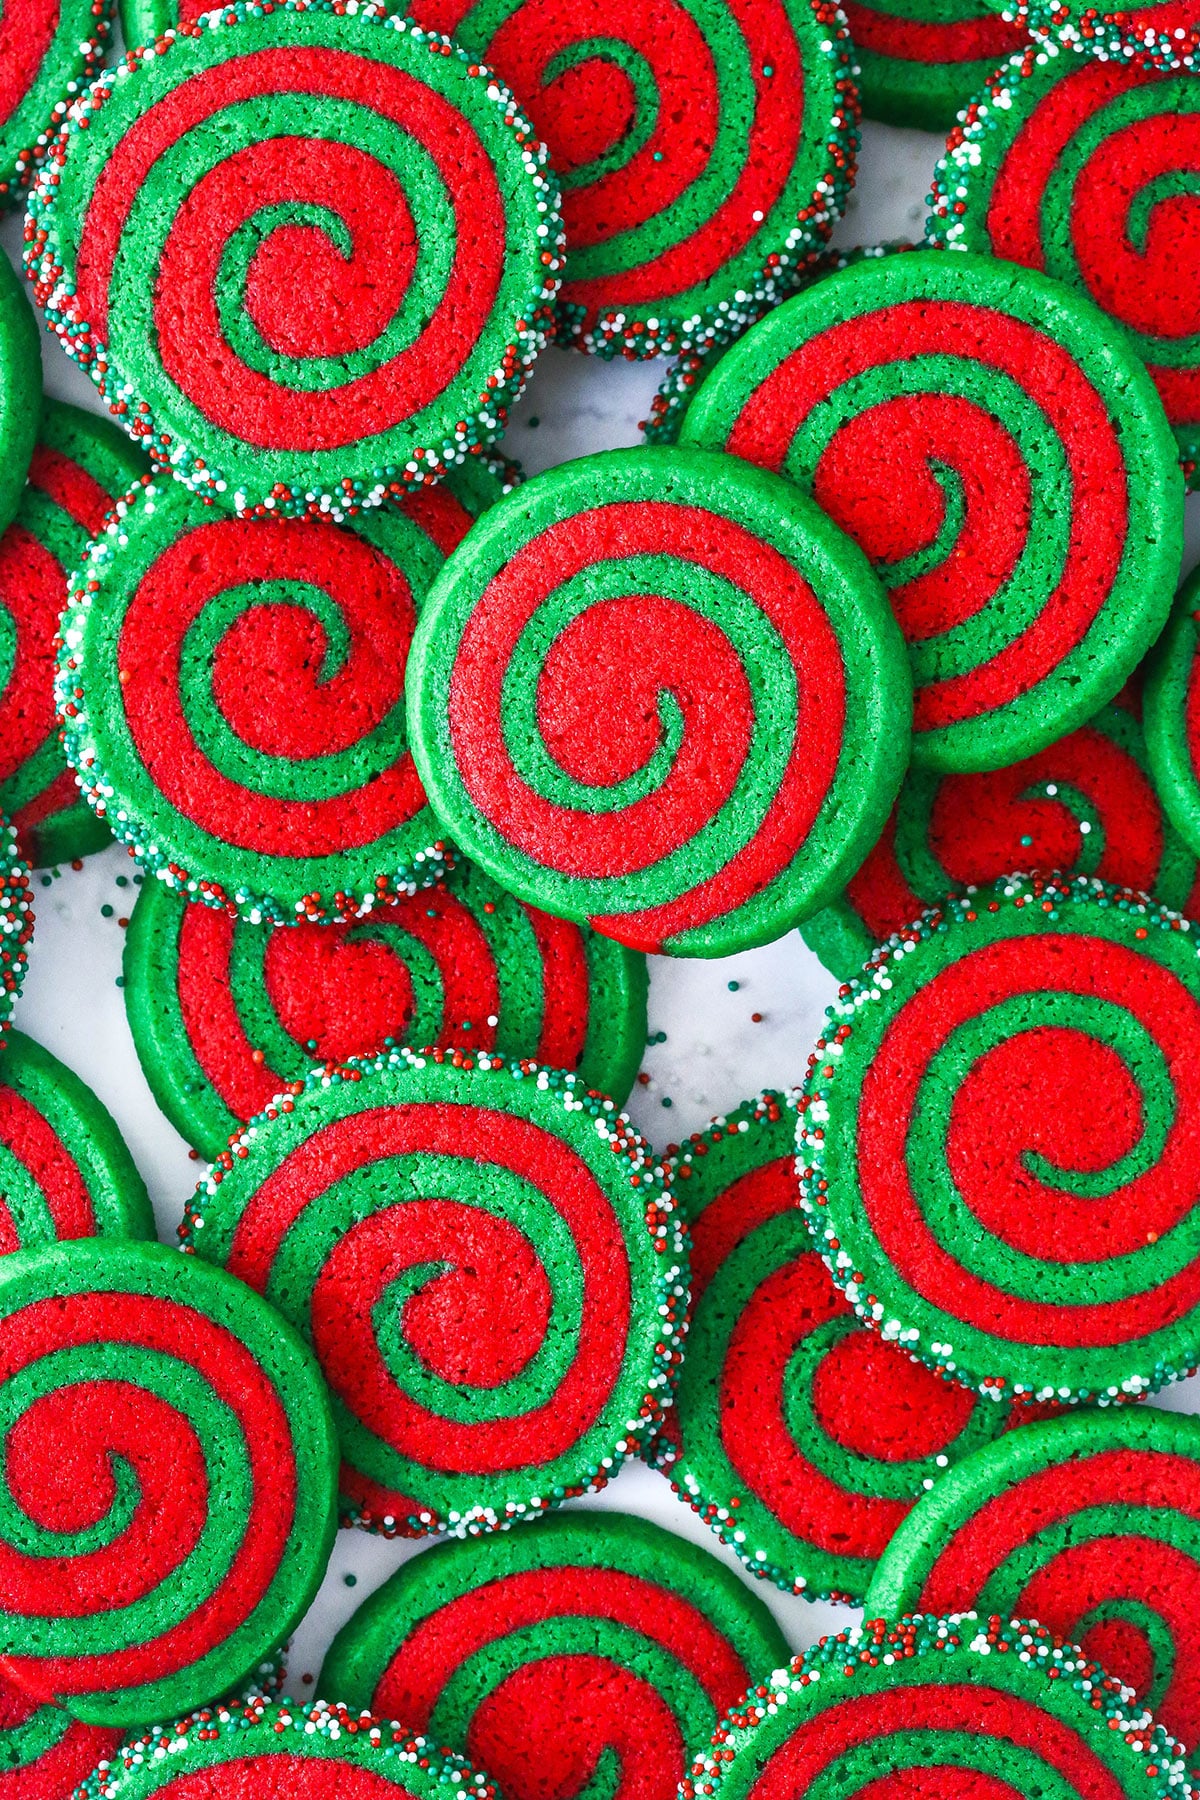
408,0,858,359
929,41,1200,485
72,1698,499,1800
124,865,649,1159
408,446,911,958
0,266,40,542
0,402,143,869
868,1408,1200,1753
0,0,111,207
802,693,1200,981
55,465,521,926
24,0,563,520
799,872,1200,1405
180,1046,688,1537
978,0,1200,70
681,251,1184,774
319,1510,788,1800
656,1091,1045,1604
1145,566,1200,857
0,1032,153,1250
0,1237,336,1727
680,1613,1191,1800
839,0,1024,129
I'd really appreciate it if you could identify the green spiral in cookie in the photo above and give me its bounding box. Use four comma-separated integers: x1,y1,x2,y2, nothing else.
0,1237,337,1727
181,1047,688,1536
680,1613,1191,1800
24,0,562,519
0,262,40,541
0,401,143,868
123,861,648,1158
658,1090,1035,1604
799,872,1200,1404
320,1511,788,1800
681,250,1183,772
868,1408,1200,1754
803,692,1200,981
71,1698,500,1800
928,38,1200,483
56,465,519,925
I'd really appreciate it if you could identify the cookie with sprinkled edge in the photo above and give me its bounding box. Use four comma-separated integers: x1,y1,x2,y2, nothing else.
680,1612,1192,1800
0,1237,336,1727
642,244,915,449
0,1031,153,1248
802,691,1200,981
681,251,1184,773
981,0,1200,72
71,1698,498,1800
655,1090,1054,1604
408,446,910,958
180,1046,687,1537
928,39,1200,487
0,265,39,543
842,0,1024,129
320,1511,786,1800
125,865,648,1159
55,462,522,926
0,1647,287,1800
24,1,563,521
800,872,1200,1406
868,1408,1200,1754
408,0,857,359
0,0,112,208
0,402,143,869
1145,566,1200,859
0,822,33,1050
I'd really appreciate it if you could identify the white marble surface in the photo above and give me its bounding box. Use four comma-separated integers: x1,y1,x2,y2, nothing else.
1,114,1197,1694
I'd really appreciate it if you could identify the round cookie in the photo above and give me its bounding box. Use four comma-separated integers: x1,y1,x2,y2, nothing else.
55,464,518,926
642,244,915,449
867,1408,1200,1754
803,691,1200,982
319,1510,788,1800
0,1236,337,1727
124,866,649,1159
928,40,1200,485
407,0,858,359
679,1613,1191,1800
1145,565,1200,857
24,0,563,520
839,0,1025,130
798,872,1200,1405
0,402,144,868
71,1699,498,1800
680,250,1184,774
0,0,111,207
0,264,40,541
180,1046,688,1537
407,446,911,958
657,1091,1053,1604
0,1031,153,1249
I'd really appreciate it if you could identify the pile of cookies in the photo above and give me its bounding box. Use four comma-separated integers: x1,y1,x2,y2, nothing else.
0,0,1194,1790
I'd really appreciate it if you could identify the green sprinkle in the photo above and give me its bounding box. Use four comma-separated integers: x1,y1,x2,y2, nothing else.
343,1573,357,1588
727,980,740,991
101,903,113,918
